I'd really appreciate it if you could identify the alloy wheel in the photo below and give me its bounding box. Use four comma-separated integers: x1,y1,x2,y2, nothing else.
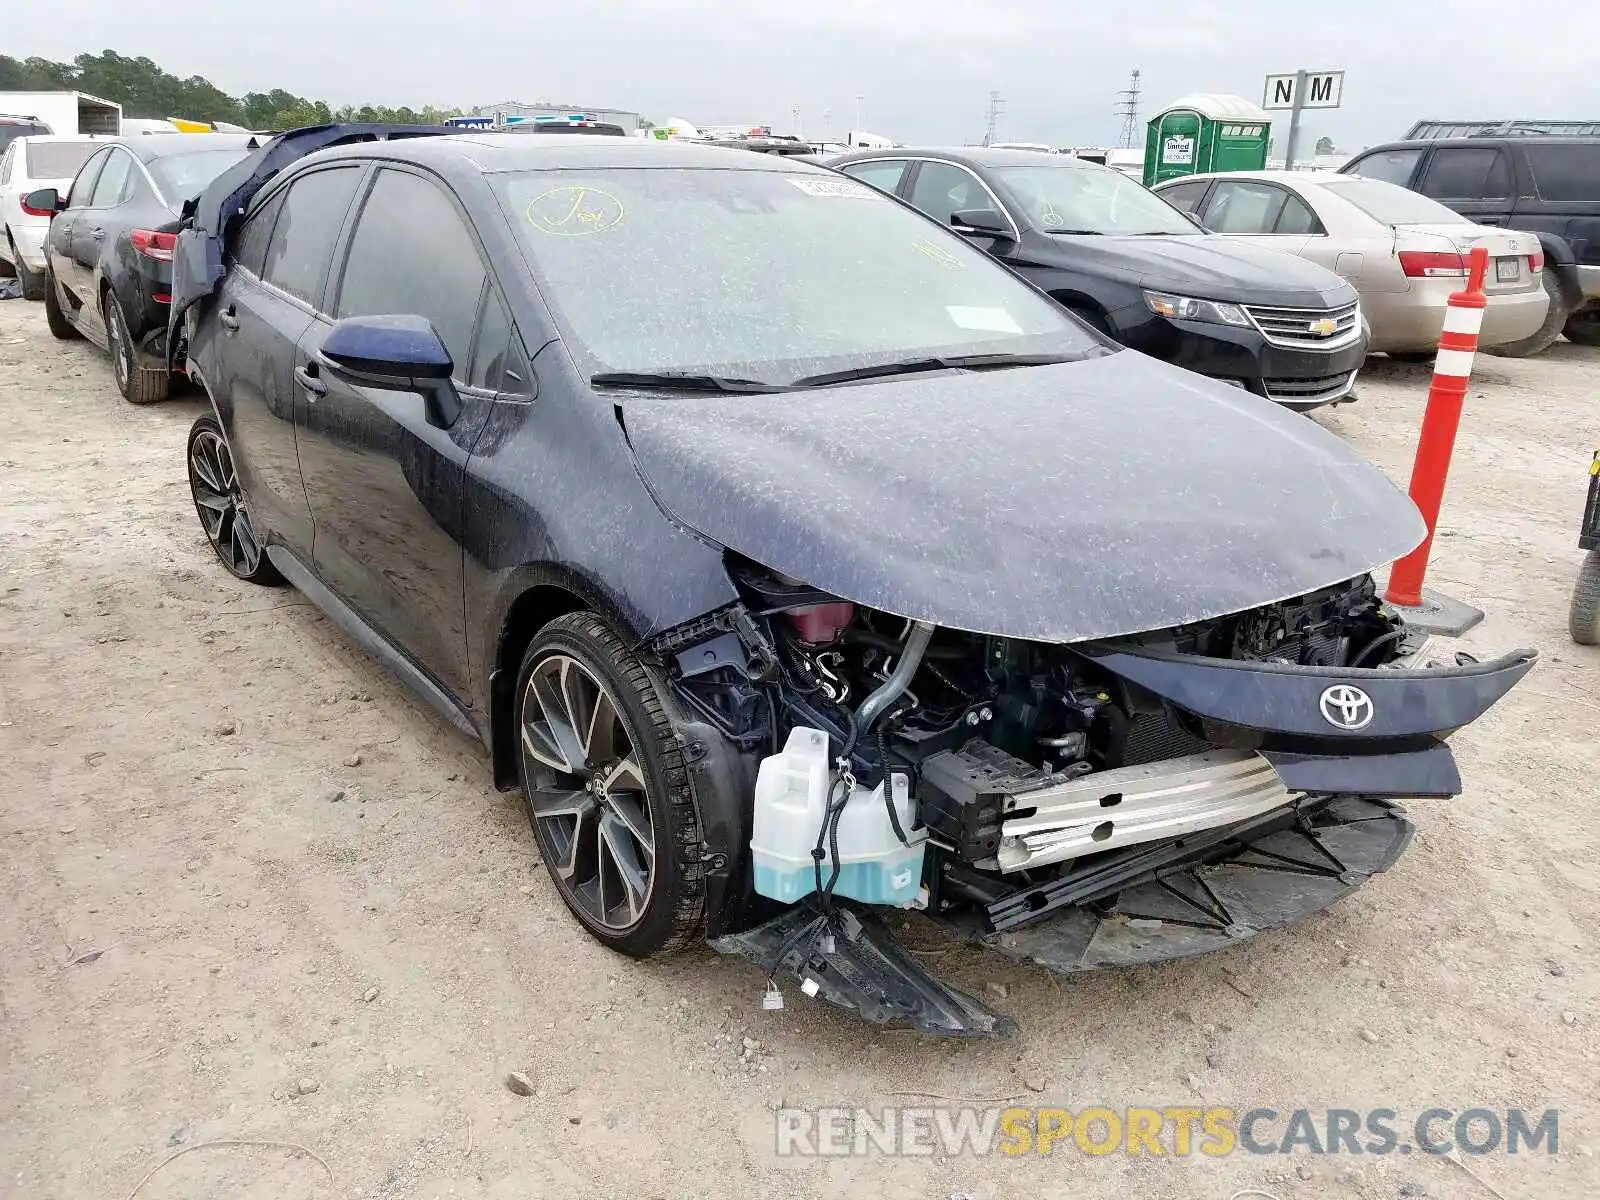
188,427,263,576
519,653,657,931
106,299,130,391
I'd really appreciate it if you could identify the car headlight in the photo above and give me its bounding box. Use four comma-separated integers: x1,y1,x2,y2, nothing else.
1144,290,1250,327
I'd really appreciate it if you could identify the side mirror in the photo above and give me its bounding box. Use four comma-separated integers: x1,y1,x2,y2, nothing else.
21,187,63,217
319,314,462,428
950,208,1011,240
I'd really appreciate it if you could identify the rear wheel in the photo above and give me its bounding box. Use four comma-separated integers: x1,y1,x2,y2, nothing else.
186,415,285,586
43,265,78,339
1563,302,1600,348
1486,271,1566,358
1570,551,1600,645
8,237,44,300
516,612,705,958
103,289,169,403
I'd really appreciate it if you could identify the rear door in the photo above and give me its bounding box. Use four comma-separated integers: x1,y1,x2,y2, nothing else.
49,146,108,305
293,165,493,699
1517,143,1600,278
67,146,137,336
1414,146,1515,226
1195,179,1320,255
216,165,366,562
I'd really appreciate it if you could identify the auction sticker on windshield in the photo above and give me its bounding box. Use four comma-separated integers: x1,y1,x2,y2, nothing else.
785,177,875,199
947,306,1023,334
527,185,625,236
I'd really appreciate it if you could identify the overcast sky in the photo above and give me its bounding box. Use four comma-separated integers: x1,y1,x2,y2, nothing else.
14,0,1600,149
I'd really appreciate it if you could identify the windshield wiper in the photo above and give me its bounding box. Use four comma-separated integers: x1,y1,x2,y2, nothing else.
1043,228,1104,235
590,371,791,394
791,352,1076,389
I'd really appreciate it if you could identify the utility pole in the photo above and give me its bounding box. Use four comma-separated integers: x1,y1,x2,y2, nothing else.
791,104,802,139
984,90,1004,146
1116,68,1142,148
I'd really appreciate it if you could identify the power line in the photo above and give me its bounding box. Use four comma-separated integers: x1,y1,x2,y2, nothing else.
1116,68,1142,148
984,90,1005,146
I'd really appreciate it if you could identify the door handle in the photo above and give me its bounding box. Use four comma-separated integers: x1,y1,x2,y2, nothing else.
218,305,240,333
89,227,105,240
294,364,328,399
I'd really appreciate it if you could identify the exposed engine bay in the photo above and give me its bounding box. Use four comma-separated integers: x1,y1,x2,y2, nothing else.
648,555,1533,1035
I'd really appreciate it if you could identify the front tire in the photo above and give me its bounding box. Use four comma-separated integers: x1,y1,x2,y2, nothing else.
186,415,285,586
516,612,705,958
104,289,169,403
43,265,78,339
1486,271,1566,359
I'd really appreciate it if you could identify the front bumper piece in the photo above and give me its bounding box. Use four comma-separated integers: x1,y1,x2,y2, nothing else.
712,796,1412,1037
711,644,1534,1037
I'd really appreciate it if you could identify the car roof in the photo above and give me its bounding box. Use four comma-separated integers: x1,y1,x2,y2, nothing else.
1359,135,1600,151
116,132,263,162
299,133,828,175
832,146,1104,170
1154,170,1349,186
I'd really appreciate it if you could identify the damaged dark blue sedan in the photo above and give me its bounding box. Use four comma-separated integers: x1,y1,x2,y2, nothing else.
169,127,1534,1036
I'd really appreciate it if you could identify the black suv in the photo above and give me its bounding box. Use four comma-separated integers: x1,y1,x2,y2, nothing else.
831,148,1369,411
1341,137,1600,350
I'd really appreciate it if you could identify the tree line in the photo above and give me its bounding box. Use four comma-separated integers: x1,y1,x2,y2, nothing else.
0,50,462,130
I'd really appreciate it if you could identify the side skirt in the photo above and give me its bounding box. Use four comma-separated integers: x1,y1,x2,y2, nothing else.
265,545,478,739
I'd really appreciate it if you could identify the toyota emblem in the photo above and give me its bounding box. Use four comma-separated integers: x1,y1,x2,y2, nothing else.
1319,684,1375,731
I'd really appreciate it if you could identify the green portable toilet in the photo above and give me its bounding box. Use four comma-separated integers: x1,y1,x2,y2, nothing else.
1143,94,1272,187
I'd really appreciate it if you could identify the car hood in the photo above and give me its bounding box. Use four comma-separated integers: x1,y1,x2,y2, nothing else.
1046,233,1355,307
620,352,1424,642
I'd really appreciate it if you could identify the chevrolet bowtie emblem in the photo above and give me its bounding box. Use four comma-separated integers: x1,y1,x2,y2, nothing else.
1308,318,1338,335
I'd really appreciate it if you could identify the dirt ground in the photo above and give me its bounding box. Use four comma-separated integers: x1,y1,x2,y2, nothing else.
1,296,1596,1200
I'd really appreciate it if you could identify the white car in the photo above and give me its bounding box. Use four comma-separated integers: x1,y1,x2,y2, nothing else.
0,135,105,300
1153,170,1550,358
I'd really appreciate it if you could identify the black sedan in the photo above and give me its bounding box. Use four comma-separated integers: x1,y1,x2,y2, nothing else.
25,133,258,402
829,147,1369,410
167,128,1530,1036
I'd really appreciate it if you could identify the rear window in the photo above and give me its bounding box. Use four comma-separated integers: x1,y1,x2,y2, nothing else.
1524,144,1600,203
25,140,99,180
0,120,51,156
148,147,254,203
1319,178,1470,226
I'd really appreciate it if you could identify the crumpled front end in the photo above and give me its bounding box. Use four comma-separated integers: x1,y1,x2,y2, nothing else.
685,565,1533,1036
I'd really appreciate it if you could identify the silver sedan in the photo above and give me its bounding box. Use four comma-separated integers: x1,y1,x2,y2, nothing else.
1153,171,1550,357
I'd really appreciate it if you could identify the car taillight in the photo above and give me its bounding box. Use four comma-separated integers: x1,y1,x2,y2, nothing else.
1528,251,1545,273
131,229,177,262
20,195,55,217
1398,250,1469,279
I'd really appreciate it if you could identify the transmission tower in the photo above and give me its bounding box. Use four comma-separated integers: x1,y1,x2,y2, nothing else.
984,90,1005,146
1116,68,1142,148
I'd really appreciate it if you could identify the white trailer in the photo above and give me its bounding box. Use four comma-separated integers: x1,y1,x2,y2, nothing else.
0,91,122,136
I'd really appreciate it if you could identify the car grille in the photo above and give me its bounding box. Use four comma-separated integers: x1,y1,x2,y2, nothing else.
1243,300,1362,349
1262,372,1357,404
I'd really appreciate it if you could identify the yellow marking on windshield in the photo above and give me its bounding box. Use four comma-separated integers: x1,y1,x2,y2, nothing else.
911,239,963,270
527,186,625,236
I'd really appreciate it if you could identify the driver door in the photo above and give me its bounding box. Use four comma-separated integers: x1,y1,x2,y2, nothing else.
294,165,494,701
